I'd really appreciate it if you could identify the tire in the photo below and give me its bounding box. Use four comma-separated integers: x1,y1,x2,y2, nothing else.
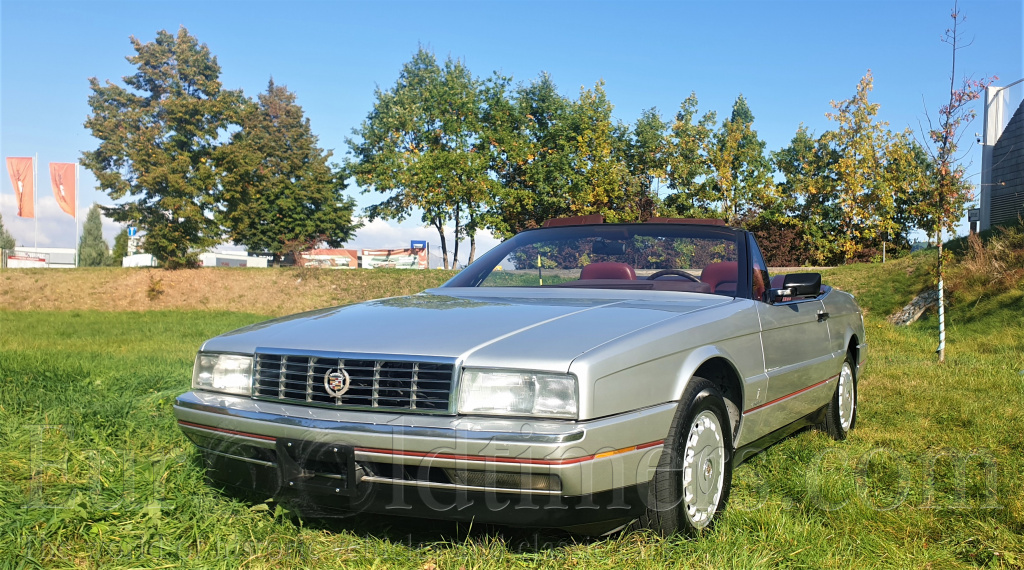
819,352,857,440
639,377,733,536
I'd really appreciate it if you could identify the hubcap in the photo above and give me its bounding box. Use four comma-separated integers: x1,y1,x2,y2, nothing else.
838,362,855,431
681,410,725,528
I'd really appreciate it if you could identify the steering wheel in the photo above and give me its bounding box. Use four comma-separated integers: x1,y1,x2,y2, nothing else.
646,269,700,282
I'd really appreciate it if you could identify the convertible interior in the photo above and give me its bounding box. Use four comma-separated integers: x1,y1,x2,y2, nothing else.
465,217,750,294
544,260,744,295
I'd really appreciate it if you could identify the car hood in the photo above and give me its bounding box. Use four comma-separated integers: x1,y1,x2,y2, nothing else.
202,287,732,371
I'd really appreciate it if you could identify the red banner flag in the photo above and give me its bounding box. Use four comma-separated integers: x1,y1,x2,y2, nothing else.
49,162,77,218
6,157,34,218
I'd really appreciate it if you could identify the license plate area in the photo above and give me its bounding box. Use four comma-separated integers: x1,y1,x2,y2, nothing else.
275,438,358,495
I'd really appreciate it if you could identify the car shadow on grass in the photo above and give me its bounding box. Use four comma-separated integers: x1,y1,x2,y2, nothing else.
200,472,599,553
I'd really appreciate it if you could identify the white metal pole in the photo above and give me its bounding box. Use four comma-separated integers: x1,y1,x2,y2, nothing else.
75,163,80,267
34,154,38,249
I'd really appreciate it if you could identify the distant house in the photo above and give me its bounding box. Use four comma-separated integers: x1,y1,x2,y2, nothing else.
981,86,1024,230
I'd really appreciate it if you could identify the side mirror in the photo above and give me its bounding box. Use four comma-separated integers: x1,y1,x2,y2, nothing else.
769,272,821,302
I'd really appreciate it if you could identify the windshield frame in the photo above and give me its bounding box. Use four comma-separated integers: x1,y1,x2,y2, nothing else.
442,223,753,298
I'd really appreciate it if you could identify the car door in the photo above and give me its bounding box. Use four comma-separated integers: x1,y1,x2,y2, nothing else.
747,238,834,435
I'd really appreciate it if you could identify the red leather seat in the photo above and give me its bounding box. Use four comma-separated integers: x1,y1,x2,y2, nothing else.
580,262,636,280
700,261,738,294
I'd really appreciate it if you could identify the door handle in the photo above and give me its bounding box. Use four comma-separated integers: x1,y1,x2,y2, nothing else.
817,311,830,322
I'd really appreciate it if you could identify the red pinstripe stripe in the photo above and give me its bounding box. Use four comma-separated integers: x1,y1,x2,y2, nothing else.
743,374,839,415
355,440,665,466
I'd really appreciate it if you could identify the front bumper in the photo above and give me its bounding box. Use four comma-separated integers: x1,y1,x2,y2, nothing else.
173,391,675,528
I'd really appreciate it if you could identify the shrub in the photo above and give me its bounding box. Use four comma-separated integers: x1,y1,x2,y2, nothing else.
743,216,813,267
948,224,1024,299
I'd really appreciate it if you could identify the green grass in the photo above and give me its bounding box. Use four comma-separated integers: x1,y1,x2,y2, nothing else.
1,262,1022,569
481,270,578,287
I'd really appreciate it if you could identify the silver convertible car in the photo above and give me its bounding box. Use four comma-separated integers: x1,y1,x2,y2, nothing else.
174,217,865,536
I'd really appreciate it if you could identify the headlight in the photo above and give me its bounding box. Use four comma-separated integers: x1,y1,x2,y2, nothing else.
458,369,577,419
192,353,253,396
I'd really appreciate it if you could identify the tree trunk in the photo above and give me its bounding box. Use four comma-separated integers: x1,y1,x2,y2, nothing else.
467,201,478,264
433,218,449,270
452,204,461,269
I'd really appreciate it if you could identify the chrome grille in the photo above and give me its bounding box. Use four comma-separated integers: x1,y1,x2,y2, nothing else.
253,353,455,412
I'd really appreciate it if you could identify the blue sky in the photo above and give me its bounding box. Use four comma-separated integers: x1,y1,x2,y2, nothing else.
1,0,1021,257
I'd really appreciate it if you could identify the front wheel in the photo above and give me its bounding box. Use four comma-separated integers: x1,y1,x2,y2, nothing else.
640,377,732,536
819,354,857,440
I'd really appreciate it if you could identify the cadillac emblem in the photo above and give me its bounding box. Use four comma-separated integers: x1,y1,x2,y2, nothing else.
324,368,351,397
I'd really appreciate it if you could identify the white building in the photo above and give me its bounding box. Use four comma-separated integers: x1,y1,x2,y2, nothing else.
981,81,1024,230
5,247,76,268
198,251,269,268
121,253,157,267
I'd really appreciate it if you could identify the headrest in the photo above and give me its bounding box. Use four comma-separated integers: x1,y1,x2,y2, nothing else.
580,262,637,280
700,261,738,291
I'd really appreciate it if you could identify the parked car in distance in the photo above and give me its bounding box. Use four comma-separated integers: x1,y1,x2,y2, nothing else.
174,216,866,536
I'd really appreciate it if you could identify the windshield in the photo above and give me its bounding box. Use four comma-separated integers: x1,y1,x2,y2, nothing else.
444,224,744,295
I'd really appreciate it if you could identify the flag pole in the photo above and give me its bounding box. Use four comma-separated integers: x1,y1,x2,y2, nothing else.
34,154,38,249
75,163,80,267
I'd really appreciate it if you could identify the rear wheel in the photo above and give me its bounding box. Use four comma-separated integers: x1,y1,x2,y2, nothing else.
640,377,732,536
820,353,857,440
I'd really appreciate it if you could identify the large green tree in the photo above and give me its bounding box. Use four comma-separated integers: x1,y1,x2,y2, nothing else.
881,132,934,252
560,82,633,221
478,72,528,238
82,27,240,268
347,49,492,268
703,95,775,224
772,77,932,265
818,72,934,263
663,93,717,218
481,73,576,238
78,204,110,267
773,126,843,264
820,72,892,261
484,78,637,231
620,108,669,221
216,79,359,261
769,125,819,219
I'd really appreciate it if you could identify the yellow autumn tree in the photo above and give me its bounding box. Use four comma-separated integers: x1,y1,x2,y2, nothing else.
821,71,896,262
563,82,633,221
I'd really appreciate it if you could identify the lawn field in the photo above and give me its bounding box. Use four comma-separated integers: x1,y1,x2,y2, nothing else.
0,267,458,315
1,257,1022,569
